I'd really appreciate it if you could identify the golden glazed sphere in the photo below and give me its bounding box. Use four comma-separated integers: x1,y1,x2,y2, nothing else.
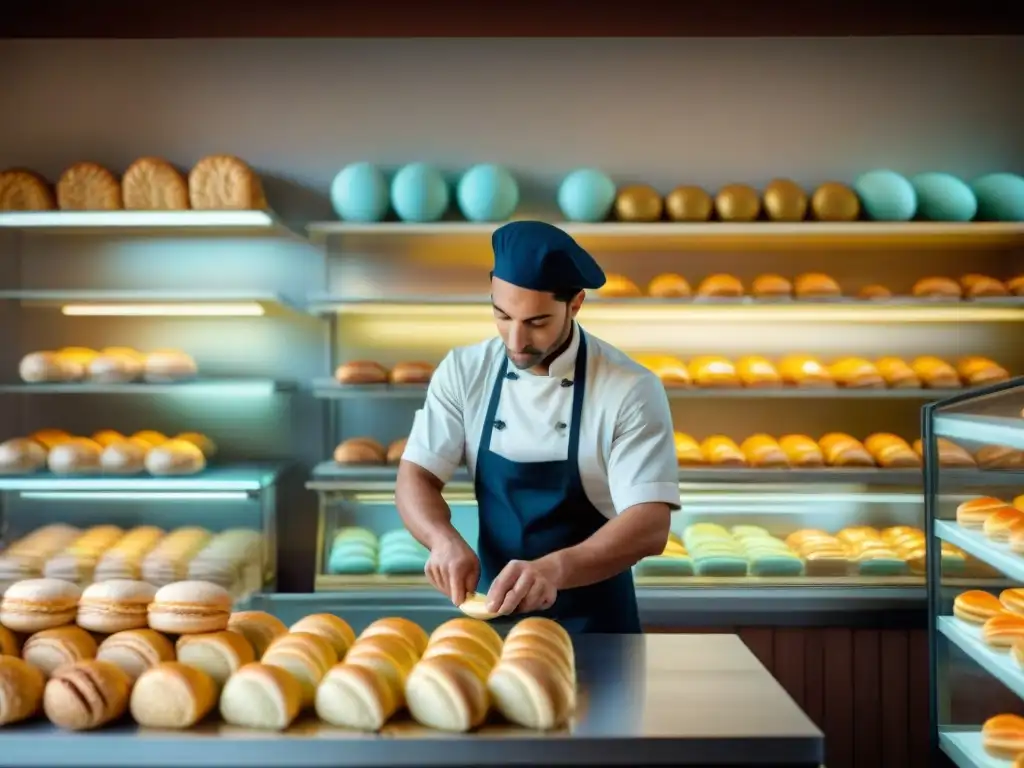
762,179,809,222
614,185,663,222
811,182,861,222
665,186,713,222
714,184,761,222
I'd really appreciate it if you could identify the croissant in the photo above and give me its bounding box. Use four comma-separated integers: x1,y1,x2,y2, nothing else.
674,432,705,465
735,356,782,388
912,276,961,299
695,274,744,298
911,438,976,468
700,435,746,466
739,434,789,468
829,358,885,389
634,354,691,388
911,356,960,389
875,357,921,389
647,274,692,298
863,433,921,468
956,356,1010,387
596,274,642,298
777,355,835,388
960,273,1009,299
818,433,875,467
687,356,740,388
778,434,825,467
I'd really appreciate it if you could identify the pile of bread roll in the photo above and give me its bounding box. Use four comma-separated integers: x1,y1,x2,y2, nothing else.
19,347,197,385
0,155,266,212
956,496,1024,553
636,353,1008,389
333,437,408,465
0,429,215,476
953,589,1024,671
334,360,435,386
597,271,1023,300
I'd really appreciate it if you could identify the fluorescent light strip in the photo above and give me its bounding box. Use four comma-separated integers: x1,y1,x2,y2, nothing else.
0,211,275,228
61,303,265,317
19,491,249,501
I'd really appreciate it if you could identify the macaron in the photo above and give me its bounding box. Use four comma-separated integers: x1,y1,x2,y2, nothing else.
379,529,417,546
22,625,98,678
219,662,303,731
130,661,217,729
379,540,428,557
378,554,428,575
43,659,131,731
176,630,255,688
0,578,81,633
331,540,379,559
96,629,176,682
0,656,45,725
77,579,158,633
333,528,378,547
327,552,377,575
148,580,232,634
227,611,288,658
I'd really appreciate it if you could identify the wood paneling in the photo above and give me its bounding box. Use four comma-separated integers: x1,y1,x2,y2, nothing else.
1,2,1022,38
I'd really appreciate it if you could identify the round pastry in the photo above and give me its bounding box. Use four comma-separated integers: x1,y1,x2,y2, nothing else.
147,580,232,634
0,656,45,725
19,351,71,383
219,663,303,731
674,432,704,465
858,284,892,300
334,360,389,385
87,350,144,383
1001,588,1024,616
956,497,1012,528
912,276,962,299
488,655,575,730
664,186,713,222
289,613,356,659
405,656,490,732
227,611,288,658
595,274,642,298
961,273,1009,299
875,357,921,389
761,179,808,221
22,625,98,678
56,162,122,211
333,438,387,465
262,632,338,706
77,579,158,633
0,437,48,474
130,662,217,729
778,434,825,467
794,272,841,299
47,438,103,475
810,182,860,221
735,356,782,388
751,274,792,298
143,350,197,383
430,618,504,662
688,356,739,388
359,617,429,656
189,155,266,210
714,184,761,221
390,361,435,385
144,439,207,476
131,430,167,448
315,662,397,731
0,578,81,632
614,184,663,222
176,630,256,688
982,713,1024,759
43,660,131,731
122,157,190,211
99,439,148,475
695,273,744,298
0,168,55,211
983,613,1024,650
96,629,176,683
647,273,692,298
172,432,217,458
386,438,407,464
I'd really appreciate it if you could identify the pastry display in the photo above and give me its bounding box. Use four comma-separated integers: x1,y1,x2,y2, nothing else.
1002,588,1024,615
810,182,860,221
334,360,389,385
778,434,826,467
858,284,892,300
326,527,429,576
875,357,921,388
47,438,102,475
0,438,48,475
121,157,190,211
130,662,217,729
1007,275,1024,296
188,155,267,210
910,356,961,388
187,529,264,594
956,497,1015,529
56,162,123,211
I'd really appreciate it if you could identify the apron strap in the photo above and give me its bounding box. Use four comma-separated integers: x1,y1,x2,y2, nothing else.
566,332,588,461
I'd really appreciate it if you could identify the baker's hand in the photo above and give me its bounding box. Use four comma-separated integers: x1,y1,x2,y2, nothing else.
486,559,558,616
424,535,480,606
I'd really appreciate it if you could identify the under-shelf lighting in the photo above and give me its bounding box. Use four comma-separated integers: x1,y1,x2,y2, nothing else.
61,303,265,317
0,210,276,229
347,490,921,506
19,491,250,501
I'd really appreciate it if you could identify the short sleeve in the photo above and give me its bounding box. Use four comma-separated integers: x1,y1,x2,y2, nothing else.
401,351,466,483
607,374,681,513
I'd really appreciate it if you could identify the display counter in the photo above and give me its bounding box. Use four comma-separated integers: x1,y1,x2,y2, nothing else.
0,633,823,768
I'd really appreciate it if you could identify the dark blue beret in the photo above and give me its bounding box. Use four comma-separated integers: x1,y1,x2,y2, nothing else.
491,221,606,293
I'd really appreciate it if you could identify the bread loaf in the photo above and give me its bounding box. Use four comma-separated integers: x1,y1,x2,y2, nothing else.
961,273,1009,299
143,350,197,383
390,362,434,385
635,355,691,387
189,155,266,210
911,356,960,389
911,438,976,468
875,357,921,388
1007,275,1024,296
674,432,704,465
88,349,144,383
405,656,489,732
144,440,206,476
19,352,74,383
777,355,835,388
829,358,884,389
735,356,782,388
335,361,389,385
864,433,921,468
56,162,122,211
0,438,48,474
695,274,743,298
912,276,961,299
47,438,103,475
858,284,892,300
647,274,691,298
976,445,1024,470
0,169,55,211
794,273,841,299
688,356,739,387
739,434,788,468
751,274,792,298
819,433,875,467
121,157,189,210
778,434,825,467
333,438,387,465
595,274,641,298
700,436,746,466
956,356,1010,386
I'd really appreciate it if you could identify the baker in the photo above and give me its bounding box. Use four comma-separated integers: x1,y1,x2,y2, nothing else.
396,220,679,633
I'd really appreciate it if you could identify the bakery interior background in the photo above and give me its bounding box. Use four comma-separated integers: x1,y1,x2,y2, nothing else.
0,37,1022,591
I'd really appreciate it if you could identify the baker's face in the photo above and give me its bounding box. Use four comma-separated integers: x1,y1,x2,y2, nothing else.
491,277,583,370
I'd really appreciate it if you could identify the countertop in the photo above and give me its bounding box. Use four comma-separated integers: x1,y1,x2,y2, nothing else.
0,634,823,767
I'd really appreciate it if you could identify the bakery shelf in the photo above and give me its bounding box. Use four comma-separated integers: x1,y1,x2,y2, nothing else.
935,413,1024,451
0,290,299,316
0,463,285,494
935,521,1024,582
307,220,1024,251
0,379,295,396
0,210,291,236
938,728,1008,768
938,616,1024,701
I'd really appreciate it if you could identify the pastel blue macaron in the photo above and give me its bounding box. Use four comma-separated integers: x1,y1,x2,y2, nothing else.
334,528,378,546
635,555,694,577
327,552,377,575
378,554,429,575
694,555,749,577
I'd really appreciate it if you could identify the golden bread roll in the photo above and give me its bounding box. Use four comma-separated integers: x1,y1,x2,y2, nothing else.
121,157,189,211
143,350,197,383
976,445,1024,470
386,438,407,464
695,273,744,298
144,439,206,476
819,433,875,467
875,357,921,389
405,656,489,733
130,662,217,729
219,663,303,731
777,355,834,388
595,274,642,298
735,356,782,388
739,434,788,468
334,360,389,385
634,354,691,388
56,162,122,211
358,617,429,657
390,361,435,385
955,497,1009,528
19,351,75,383
175,631,256,688
189,155,266,210
911,438,976,468
863,433,921,468
0,169,55,211
1006,275,1024,296
131,430,167,448
91,430,125,448
0,437,48,474
173,432,217,458
700,435,746,467
983,507,1024,542
674,432,705,465
262,632,338,707
43,660,131,731
47,438,103,475
961,273,1009,299
912,277,961,299
22,626,98,678
488,656,574,730
29,429,71,449
687,356,740,387
315,662,398,731
422,637,496,682
794,272,841,299
0,656,45,725
829,357,885,389
333,438,386,465
227,611,289,659
982,713,1024,759
429,618,504,662
858,284,892,300
810,183,860,221
647,274,692,298
751,274,792,298
778,434,826,467
956,356,1010,386
911,356,960,389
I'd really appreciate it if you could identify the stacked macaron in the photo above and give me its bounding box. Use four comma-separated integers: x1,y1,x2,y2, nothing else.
731,526,805,577
634,531,693,577
683,523,749,577
326,528,378,574
187,529,265,594
0,525,81,589
378,530,429,575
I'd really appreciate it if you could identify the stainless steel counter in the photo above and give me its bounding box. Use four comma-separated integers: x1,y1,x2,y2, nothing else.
0,634,822,767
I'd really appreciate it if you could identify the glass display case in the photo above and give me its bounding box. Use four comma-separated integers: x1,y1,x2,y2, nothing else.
926,376,1024,767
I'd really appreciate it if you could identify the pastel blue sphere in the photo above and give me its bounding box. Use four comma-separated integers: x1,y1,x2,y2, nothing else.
910,172,977,222
971,173,1024,221
456,164,519,222
558,168,616,223
390,163,450,223
853,170,917,222
329,162,389,222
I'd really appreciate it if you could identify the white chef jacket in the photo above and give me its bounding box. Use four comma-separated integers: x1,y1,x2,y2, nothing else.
402,322,681,519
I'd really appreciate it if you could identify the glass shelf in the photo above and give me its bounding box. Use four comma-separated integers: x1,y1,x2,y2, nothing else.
0,290,297,316
0,379,295,396
0,210,288,235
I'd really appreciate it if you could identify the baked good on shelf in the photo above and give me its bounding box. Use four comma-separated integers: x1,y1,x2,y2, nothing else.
219,663,303,730
176,630,255,688
0,168,55,211
984,507,1024,542
43,660,131,730
121,157,189,210
422,636,496,682
957,497,1012,528
911,438,976,467
739,434,788,468
0,656,45,725
1007,275,1024,296
700,435,746,466
188,155,266,210
962,590,1008,627
333,437,387,464
507,617,574,663
145,439,207,476
647,273,692,298
976,444,1024,470
95,629,176,683
778,434,825,467
912,276,961,299
47,438,103,475
0,578,81,632
29,429,72,449
688,356,740,387
386,438,407,464
875,357,921,389
1000,589,1024,616
56,346,98,374
858,284,892,300
316,662,398,731
289,613,356,659
405,656,489,732
777,355,835,388
956,356,1010,386
44,524,124,583
615,185,663,222
262,632,338,707
829,358,884,389
173,432,217,459
132,430,168,448
863,433,921,468
334,360,389,385
983,613,1024,650
674,432,705,465
56,162,122,210
665,186,713,221
0,624,18,656
488,655,574,730
359,617,429,657
76,579,157,633
982,713,1024,758
22,625,98,678
0,526,81,583
147,580,232,634
634,354,691,387
99,439,147,475
130,662,216,729
818,433,875,467
342,640,409,707
735,356,782,388
94,526,164,581
19,351,73,383
430,618,504,664
390,361,435,385
595,274,642,298
793,272,841,299
91,429,125,447
228,611,288,658
910,356,960,389
88,349,144,383
751,274,792,298
695,273,744,298
143,350,197,383
0,437,48,474
961,273,1009,298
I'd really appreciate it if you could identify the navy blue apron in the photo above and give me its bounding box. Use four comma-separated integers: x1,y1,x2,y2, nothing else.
473,331,642,634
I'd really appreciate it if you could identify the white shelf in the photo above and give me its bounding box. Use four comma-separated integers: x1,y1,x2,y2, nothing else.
0,210,284,235
939,616,1024,700
940,729,1015,768
0,379,294,396
936,521,1024,582
936,414,1024,451
0,464,285,493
